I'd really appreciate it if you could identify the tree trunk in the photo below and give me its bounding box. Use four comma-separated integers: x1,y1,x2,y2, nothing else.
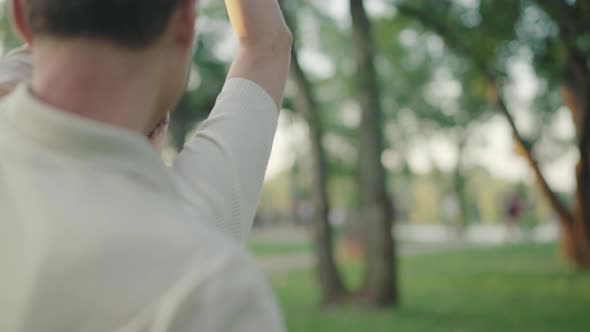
560,54,590,268
287,11,348,301
308,121,349,303
560,183,590,268
527,0,590,269
350,0,399,307
453,138,469,234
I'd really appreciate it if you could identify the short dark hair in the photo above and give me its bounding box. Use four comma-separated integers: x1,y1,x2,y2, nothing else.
24,0,185,48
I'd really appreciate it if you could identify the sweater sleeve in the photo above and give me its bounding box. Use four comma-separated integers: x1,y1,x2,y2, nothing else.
172,79,279,242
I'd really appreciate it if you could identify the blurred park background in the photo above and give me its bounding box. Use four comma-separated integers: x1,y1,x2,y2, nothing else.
2,0,590,331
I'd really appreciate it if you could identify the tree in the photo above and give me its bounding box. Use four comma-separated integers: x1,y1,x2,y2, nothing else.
372,11,495,231
350,0,399,306
1,3,23,54
281,0,349,304
392,0,590,268
533,0,590,268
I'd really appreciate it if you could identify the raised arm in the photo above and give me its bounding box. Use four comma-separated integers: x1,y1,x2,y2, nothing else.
173,1,291,242
225,0,292,108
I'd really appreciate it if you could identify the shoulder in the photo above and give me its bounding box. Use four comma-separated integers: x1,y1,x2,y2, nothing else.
0,46,32,95
141,247,283,332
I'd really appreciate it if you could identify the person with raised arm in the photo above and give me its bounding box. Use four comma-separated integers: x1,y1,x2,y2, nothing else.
0,0,291,331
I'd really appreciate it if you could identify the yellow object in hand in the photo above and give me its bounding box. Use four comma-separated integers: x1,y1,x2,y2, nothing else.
225,0,248,39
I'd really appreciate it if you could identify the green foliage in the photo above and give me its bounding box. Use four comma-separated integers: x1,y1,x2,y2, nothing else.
169,31,228,149
168,0,246,150
0,4,21,53
273,244,590,332
248,241,312,257
391,0,579,149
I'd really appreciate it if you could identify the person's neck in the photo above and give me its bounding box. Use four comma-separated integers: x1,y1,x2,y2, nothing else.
31,38,163,135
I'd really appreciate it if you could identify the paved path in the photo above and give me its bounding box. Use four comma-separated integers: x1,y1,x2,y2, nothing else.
252,223,560,273
257,241,469,273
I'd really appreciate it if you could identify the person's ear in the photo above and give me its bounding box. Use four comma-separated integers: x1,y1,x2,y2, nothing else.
10,0,33,45
170,0,197,50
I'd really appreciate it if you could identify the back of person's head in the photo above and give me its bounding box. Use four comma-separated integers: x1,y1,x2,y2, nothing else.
22,0,186,48
10,0,197,134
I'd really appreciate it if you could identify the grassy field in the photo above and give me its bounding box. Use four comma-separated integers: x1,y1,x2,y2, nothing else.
269,244,590,332
248,241,312,257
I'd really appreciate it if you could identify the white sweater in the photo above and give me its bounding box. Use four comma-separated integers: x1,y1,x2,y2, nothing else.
0,77,283,331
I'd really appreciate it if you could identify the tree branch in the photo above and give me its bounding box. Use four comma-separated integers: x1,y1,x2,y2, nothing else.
395,2,574,224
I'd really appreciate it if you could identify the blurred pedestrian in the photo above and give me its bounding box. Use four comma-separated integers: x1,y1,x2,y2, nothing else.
504,192,524,242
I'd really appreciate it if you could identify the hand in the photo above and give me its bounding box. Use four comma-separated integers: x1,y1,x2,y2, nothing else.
225,0,289,44
224,0,292,108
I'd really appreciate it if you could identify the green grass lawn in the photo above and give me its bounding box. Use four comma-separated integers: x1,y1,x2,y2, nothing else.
248,241,312,257
270,244,590,332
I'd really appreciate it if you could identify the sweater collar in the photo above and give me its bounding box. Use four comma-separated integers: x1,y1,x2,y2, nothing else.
1,84,177,193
